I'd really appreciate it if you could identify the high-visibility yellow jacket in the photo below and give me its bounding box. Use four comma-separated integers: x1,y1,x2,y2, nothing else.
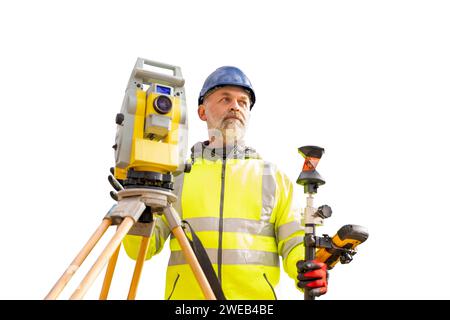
123,142,304,299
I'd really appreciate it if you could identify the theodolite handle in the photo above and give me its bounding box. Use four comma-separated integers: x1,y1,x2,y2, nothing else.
131,57,185,87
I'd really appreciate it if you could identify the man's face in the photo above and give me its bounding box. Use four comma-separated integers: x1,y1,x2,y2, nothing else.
198,86,251,144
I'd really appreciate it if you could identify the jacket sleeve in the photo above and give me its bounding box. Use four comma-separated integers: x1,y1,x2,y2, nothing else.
273,169,305,280
122,215,171,260
122,173,184,260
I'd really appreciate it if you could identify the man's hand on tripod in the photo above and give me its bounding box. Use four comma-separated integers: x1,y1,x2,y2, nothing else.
297,259,329,297
108,167,124,201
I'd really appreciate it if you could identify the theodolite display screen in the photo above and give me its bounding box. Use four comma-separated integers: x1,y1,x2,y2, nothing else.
156,85,172,95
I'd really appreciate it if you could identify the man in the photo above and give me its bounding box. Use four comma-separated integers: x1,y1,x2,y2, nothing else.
122,66,328,299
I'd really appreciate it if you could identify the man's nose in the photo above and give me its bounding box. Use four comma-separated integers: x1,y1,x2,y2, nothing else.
229,99,241,111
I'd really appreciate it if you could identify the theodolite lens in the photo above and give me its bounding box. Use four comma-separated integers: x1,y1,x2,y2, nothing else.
154,95,172,114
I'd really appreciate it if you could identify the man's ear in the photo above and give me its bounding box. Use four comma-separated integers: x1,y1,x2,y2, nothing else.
198,105,207,121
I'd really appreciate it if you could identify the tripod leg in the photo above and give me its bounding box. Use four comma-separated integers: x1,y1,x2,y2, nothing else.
127,235,151,300
45,218,112,300
164,205,216,300
99,241,121,300
69,216,135,300
127,220,155,300
172,225,216,300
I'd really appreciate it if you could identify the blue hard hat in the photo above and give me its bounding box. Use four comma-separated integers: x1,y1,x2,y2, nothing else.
198,66,256,109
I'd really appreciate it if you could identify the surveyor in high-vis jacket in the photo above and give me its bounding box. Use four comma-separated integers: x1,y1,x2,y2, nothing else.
122,66,328,299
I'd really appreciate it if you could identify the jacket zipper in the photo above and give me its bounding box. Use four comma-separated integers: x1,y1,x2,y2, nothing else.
167,274,180,300
263,273,278,300
218,156,227,284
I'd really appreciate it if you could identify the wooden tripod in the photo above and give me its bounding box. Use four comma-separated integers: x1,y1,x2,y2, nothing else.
45,188,216,300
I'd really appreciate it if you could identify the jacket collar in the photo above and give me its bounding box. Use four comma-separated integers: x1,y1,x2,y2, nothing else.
190,141,261,161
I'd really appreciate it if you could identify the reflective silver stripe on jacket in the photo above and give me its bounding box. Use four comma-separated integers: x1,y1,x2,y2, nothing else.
261,162,276,223
169,249,279,267
277,221,303,242
181,217,275,237
280,236,304,259
169,217,276,240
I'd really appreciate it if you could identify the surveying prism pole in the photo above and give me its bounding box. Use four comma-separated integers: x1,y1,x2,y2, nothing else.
297,146,331,300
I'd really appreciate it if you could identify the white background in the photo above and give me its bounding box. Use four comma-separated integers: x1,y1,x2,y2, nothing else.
1,0,449,300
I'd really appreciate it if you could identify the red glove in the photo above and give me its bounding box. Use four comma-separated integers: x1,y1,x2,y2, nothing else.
297,260,329,296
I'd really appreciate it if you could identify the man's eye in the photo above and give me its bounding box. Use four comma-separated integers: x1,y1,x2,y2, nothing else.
221,97,230,103
239,101,249,108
